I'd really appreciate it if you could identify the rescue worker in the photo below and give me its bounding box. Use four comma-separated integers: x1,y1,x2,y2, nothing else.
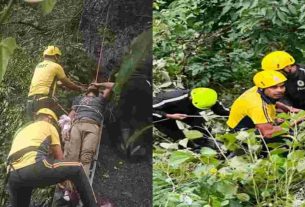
26,45,85,119
6,108,99,207
261,51,305,110
227,70,287,144
153,87,229,149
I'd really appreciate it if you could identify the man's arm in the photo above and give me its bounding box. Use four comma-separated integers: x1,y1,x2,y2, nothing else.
276,101,300,113
51,145,64,160
255,123,283,138
100,88,112,99
153,108,187,120
92,82,115,89
59,77,84,92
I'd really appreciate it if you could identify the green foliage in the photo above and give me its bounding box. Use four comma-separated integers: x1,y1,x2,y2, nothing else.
154,2,305,204
113,28,152,102
0,37,17,82
154,110,305,206
153,0,305,89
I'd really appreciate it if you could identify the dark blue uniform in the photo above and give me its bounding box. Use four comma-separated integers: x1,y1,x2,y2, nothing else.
153,89,229,142
280,64,305,109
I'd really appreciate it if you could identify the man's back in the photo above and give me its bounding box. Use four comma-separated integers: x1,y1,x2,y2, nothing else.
227,87,276,130
8,121,60,170
72,95,105,123
28,60,66,97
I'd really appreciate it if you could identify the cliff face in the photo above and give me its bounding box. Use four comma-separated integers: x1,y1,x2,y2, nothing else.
80,0,152,79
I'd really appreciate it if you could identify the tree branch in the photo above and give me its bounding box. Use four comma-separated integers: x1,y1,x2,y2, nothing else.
3,21,46,32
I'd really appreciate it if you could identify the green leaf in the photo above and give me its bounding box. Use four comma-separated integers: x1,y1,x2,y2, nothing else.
221,200,229,206
228,156,249,171
169,150,194,167
236,131,249,141
288,150,305,160
211,196,222,207
261,190,271,198
299,13,305,22
250,0,258,8
216,180,238,198
288,4,297,15
217,133,238,151
200,147,217,157
279,6,290,14
184,130,203,140
298,25,305,29
296,158,305,172
242,1,251,10
40,0,57,15
0,37,17,82
221,3,232,17
159,81,172,88
160,142,179,150
236,193,250,202
270,148,289,155
277,11,287,22
178,138,188,148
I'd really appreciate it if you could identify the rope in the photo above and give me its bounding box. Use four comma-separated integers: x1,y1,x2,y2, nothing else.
95,2,112,82
152,115,228,124
56,102,69,115
52,96,69,115
185,115,228,118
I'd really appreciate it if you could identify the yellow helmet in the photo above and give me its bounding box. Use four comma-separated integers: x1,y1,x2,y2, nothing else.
261,51,295,70
253,70,287,89
190,88,218,109
43,46,62,57
36,108,58,121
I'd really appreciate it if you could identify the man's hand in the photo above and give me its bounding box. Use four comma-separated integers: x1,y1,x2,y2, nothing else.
275,118,285,125
289,107,301,113
79,85,87,92
91,82,114,89
276,101,301,113
166,113,187,120
256,123,283,138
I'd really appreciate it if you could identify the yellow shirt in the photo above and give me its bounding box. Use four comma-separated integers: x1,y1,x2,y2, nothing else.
28,60,66,97
227,87,276,130
8,121,60,170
